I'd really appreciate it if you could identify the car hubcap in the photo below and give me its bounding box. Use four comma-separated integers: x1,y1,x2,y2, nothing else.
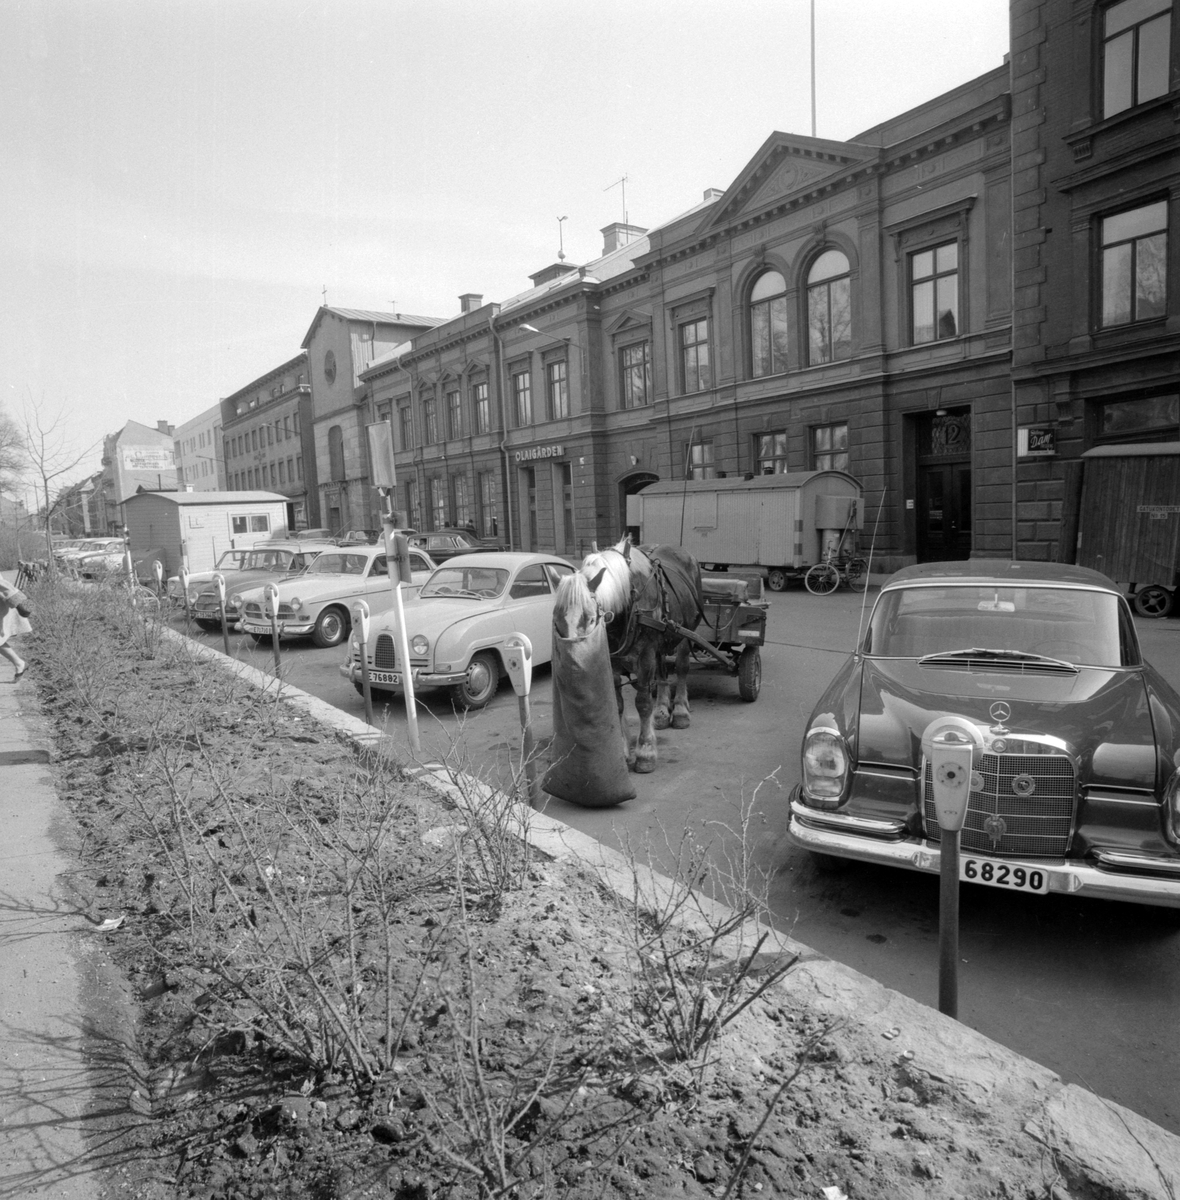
467,660,491,695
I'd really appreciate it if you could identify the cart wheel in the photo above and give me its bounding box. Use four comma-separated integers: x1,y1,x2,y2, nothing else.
845,557,869,592
766,568,788,592
737,646,761,701
1134,584,1174,618
805,563,839,596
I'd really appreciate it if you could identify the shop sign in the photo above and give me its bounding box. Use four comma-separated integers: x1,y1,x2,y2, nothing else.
515,444,564,464
1017,427,1055,457
1138,505,1180,520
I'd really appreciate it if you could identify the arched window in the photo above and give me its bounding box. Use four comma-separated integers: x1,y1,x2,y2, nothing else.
750,270,788,377
328,424,345,481
807,250,852,365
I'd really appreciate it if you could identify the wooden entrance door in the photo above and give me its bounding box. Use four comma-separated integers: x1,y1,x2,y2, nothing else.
918,462,972,561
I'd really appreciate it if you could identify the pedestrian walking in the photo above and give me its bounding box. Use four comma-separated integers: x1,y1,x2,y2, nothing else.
0,577,31,681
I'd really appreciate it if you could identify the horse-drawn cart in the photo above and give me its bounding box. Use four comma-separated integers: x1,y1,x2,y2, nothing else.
637,574,768,702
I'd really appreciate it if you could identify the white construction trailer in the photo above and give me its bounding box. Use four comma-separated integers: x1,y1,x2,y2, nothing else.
626,471,863,591
122,491,291,577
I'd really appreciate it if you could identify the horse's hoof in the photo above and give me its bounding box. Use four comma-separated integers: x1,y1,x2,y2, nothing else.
671,713,690,730
653,709,671,730
633,757,657,773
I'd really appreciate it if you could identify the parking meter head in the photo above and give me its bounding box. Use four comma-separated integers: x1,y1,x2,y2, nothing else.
263,582,279,620
921,716,981,833
351,599,371,645
212,572,226,605
503,632,534,697
178,567,190,592
152,560,164,585
393,533,413,585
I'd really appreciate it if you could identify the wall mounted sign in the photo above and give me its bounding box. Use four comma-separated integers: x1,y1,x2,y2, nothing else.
1017,427,1055,457
514,444,564,464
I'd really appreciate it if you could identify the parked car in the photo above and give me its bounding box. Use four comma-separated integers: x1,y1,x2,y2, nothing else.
56,537,124,570
187,544,333,630
788,560,1180,909
168,542,332,606
76,544,130,580
339,552,574,708
235,544,437,648
409,528,503,563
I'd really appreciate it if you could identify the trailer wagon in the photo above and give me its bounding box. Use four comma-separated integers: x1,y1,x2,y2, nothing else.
626,471,863,591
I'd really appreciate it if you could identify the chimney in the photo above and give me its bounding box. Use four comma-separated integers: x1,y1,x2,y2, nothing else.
600,222,647,255
157,420,174,435
528,262,579,288
459,293,483,314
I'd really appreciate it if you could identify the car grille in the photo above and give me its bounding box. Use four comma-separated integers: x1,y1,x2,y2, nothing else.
242,602,297,620
375,634,397,670
923,744,1076,858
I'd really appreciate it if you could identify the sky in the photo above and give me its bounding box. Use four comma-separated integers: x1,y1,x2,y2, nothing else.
0,0,1010,498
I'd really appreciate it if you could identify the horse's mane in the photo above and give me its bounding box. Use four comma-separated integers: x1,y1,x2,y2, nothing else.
553,569,600,638
580,546,635,615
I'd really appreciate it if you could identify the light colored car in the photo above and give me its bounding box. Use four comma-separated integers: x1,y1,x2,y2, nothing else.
57,537,124,570
235,544,437,648
167,542,334,605
339,551,575,709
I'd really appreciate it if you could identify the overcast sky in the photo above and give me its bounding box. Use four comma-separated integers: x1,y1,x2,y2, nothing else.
0,0,1009,496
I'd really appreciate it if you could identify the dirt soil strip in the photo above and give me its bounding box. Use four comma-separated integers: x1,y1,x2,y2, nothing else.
170,628,1180,1199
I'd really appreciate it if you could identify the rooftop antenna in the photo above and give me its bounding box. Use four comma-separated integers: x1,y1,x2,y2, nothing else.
322,284,328,306
604,174,629,225
557,215,568,262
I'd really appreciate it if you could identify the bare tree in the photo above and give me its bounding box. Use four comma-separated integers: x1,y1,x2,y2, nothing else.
0,406,23,492
20,398,102,562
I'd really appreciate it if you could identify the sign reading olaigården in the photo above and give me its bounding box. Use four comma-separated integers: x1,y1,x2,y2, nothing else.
514,444,564,464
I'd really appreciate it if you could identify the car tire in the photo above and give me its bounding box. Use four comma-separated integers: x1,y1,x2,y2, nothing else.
312,607,349,648
767,568,789,592
805,563,840,596
1133,584,1174,619
451,650,500,710
194,619,221,632
737,646,761,702
248,632,272,645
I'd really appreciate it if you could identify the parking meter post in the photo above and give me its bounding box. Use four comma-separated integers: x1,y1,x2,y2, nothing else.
923,729,975,1021
152,560,164,598
264,583,282,677
213,572,230,656
380,497,420,756
502,635,537,807
353,601,374,727
179,567,192,631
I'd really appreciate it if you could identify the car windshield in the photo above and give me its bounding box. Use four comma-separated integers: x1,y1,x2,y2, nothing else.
865,584,1136,667
215,550,250,570
306,552,369,576
420,566,508,599
241,549,295,571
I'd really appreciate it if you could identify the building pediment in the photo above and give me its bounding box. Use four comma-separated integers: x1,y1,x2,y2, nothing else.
696,133,879,235
605,308,653,337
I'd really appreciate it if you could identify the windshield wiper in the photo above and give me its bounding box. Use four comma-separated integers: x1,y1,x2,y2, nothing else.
919,646,1076,669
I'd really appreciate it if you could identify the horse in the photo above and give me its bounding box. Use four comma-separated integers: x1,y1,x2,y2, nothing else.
579,537,704,774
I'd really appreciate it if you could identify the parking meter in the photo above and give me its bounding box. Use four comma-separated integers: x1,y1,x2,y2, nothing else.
212,571,230,654
152,559,164,594
921,715,983,1020
264,583,282,674
503,633,533,697
352,600,374,725
178,567,191,626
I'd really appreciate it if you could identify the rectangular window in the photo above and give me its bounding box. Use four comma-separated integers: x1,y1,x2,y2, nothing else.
525,466,538,546
1097,393,1179,441
478,471,498,538
251,429,258,451
296,456,303,480
1103,0,1171,118
423,396,438,444
546,360,569,420
1102,201,1168,326
453,474,471,527
429,477,446,530
231,514,271,535
911,241,959,343
284,416,291,439
680,319,711,393
513,370,532,426
757,432,789,474
399,405,413,451
620,341,651,408
687,439,715,480
473,380,490,434
278,460,286,484
267,425,274,446
561,462,575,551
447,388,463,439
287,457,294,482
813,423,849,472
293,411,300,434
406,479,421,529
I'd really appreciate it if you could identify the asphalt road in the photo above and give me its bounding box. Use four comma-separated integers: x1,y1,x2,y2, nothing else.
172,588,1180,1135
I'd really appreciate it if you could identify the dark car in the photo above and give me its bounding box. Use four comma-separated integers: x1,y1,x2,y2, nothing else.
788,560,1180,909
410,528,503,562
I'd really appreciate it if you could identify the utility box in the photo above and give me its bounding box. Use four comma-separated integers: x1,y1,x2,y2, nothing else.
122,491,291,578
1071,443,1180,617
626,471,862,591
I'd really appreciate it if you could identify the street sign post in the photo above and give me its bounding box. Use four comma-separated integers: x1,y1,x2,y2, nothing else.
502,633,537,806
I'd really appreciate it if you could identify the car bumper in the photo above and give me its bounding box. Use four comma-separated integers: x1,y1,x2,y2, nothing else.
240,618,316,637
338,660,462,689
787,793,1180,909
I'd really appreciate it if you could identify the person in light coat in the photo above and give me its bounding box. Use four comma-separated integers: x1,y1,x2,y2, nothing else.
0,578,31,681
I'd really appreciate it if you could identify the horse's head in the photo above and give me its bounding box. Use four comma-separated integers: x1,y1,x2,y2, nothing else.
552,570,601,641
579,541,639,618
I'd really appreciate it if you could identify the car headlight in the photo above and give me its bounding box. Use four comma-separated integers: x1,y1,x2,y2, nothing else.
801,726,850,806
1165,765,1180,845
187,586,201,602
288,596,302,611
230,593,243,608
411,634,430,657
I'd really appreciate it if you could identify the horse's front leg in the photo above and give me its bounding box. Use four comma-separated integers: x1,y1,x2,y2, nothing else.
671,637,692,729
653,646,672,730
632,643,659,773
614,670,635,768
